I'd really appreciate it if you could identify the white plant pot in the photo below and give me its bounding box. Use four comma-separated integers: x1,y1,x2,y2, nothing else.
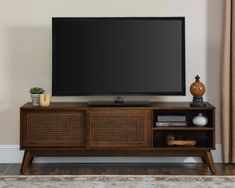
31,94,40,106
192,113,208,127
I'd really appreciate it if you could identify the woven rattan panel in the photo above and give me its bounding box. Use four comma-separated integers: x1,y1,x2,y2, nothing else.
25,111,85,147
88,110,150,147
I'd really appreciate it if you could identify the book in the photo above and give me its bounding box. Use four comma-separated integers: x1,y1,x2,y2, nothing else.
155,122,187,127
157,115,186,122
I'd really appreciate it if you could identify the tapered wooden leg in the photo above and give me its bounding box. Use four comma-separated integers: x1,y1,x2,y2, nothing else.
203,150,216,174
20,150,33,174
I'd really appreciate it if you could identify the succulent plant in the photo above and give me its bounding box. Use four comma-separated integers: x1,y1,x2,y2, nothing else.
30,87,45,94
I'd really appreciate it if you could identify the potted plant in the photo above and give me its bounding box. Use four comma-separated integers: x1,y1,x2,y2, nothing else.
30,87,45,106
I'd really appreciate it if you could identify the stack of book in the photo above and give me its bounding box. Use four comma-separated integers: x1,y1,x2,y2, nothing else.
155,115,187,127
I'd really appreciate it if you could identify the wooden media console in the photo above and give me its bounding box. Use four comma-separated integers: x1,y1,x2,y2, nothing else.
20,102,216,174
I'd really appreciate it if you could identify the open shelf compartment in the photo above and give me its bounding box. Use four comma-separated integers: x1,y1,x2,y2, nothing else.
153,130,213,149
153,109,214,128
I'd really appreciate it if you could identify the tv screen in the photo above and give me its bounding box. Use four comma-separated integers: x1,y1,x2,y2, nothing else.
52,17,185,96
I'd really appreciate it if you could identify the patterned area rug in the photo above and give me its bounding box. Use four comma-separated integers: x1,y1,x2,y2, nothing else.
0,175,235,188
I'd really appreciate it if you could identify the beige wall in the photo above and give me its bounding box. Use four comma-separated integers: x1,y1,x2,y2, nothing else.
0,0,223,144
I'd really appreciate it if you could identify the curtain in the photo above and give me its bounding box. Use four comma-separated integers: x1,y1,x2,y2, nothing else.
221,0,235,163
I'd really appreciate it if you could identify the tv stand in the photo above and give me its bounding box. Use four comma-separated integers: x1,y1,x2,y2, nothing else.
20,102,216,174
114,96,124,104
88,100,150,107
88,96,150,107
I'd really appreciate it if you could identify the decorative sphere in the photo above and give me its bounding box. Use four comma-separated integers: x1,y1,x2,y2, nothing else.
190,75,206,97
190,82,206,97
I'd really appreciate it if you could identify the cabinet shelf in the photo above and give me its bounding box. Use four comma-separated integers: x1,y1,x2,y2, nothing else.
153,147,213,150
153,127,213,131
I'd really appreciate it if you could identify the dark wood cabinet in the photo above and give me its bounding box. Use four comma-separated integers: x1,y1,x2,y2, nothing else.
87,109,152,148
21,111,86,148
20,102,216,174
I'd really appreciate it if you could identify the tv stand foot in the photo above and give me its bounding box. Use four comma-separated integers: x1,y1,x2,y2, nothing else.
203,150,216,174
20,150,33,174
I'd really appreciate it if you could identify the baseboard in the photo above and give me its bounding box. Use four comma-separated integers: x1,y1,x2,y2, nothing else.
0,144,222,163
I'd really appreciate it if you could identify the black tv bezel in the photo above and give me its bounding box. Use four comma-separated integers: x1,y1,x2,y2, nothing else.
52,17,186,96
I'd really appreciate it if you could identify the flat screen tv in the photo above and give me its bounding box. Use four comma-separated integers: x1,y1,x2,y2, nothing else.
52,17,185,97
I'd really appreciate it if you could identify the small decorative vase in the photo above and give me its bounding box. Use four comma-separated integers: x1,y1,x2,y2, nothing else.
31,94,40,106
192,113,208,127
40,94,51,107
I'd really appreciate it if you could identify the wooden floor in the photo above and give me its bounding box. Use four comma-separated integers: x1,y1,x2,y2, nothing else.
1,163,235,175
